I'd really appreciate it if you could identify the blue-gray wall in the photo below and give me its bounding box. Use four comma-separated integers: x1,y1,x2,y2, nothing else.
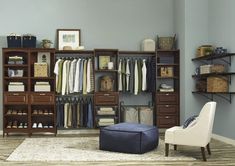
0,0,175,130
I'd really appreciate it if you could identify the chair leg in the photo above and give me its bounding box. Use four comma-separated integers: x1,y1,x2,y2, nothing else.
206,143,211,155
174,145,177,150
165,143,169,156
201,147,207,161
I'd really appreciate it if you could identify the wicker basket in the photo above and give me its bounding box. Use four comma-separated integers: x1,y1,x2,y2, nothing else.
160,67,173,77
207,76,228,92
200,64,225,74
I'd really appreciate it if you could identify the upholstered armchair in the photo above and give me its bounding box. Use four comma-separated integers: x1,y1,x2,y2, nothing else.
165,101,217,161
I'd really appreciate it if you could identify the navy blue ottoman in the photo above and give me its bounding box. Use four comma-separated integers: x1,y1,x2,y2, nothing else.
99,122,159,154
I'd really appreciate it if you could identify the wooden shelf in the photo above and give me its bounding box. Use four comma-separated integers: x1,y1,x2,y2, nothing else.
192,91,235,94
30,77,55,80
4,77,28,80
192,53,235,61
119,50,155,55
157,63,179,66
157,49,180,52
55,50,94,54
157,76,179,79
192,72,235,78
4,64,28,67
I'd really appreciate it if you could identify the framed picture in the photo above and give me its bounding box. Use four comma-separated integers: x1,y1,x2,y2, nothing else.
99,56,110,69
57,29,81,50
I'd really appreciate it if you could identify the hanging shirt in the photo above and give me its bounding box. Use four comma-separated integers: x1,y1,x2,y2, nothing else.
54,59,61,93
64,103,69,128
134,59,138,95
122,59,126,92
82,59,87,95
87,99,93,128
65,60,71,95
126,59,130,91
61,60,68,95
69,59,77,93
74,58,81,92
90,59,94,92
142,59,147,91
86,59,91,93
79,59,84,92
57,60,64,93
118,59,122,91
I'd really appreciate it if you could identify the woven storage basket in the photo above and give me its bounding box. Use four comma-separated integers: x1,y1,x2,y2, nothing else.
160,67,173,77
210,64,225,73
207,76,228,92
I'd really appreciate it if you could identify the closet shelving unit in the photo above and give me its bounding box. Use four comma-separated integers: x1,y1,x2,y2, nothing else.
55,50,95,129
2,48,56,136
192,53,235,103
156,49,180,128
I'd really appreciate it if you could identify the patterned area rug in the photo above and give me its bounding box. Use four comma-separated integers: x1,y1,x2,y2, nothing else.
7,137,195,161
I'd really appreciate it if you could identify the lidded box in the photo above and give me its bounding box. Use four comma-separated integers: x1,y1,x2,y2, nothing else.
34,63,48,77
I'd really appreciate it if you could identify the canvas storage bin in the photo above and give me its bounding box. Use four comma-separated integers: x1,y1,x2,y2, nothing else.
207,76,228,92
34,63,48,77
160,67,173,77
196,45,213,57
7,34,21,48
23,35,36,48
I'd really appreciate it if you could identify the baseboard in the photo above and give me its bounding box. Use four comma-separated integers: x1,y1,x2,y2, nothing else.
212,133,235,146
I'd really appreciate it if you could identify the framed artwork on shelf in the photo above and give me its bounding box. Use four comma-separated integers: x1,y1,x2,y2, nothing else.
57,29,81,50
99,55,110,69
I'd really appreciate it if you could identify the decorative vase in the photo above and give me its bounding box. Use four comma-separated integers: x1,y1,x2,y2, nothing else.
43,43,51,48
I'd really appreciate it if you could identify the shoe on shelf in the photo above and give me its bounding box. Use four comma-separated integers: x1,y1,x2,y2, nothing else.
12,110,17,115
18,123,23,128
6,109,12,115
43,125,49,128
38,110,43,115
22,110,27,115
44,109,49,115
12,121,18,128
48,110,53,115
38,123,43,128
32,123,37,128
49,125,53,128
17,110,23,115
32,110,38,115
24,123,28,128
6,122,12,128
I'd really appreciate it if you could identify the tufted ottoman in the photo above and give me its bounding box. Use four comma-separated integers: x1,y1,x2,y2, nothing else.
99,122,159,154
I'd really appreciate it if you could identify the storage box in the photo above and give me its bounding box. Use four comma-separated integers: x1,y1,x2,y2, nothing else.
8,84,25,92
158,36,175,50
207,76,228,92
141,39,155,51
7,35,21,48
34,84,51,92
160,67,173,77
200,64,225,74
23,35,36,48
34,63,48,77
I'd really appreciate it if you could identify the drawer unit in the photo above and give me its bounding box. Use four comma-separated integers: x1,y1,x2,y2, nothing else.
156,93,178,104
30,93,54,104
4,92,28,104
94,92,118,105
157,115,179,128
157,105,178,114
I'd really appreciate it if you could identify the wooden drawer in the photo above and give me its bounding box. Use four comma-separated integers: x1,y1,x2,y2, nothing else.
156,93,178,104
4,93,28,104
157,105,178,114
157,115,179,128
31,93,54,104
94,92,118,105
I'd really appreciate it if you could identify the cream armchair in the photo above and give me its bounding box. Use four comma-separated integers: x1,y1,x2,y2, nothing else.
165,101,217,161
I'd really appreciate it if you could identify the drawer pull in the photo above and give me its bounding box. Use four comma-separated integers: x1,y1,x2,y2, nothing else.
104,94,110,96
165,116,170,119
39,93,46,96
165,105,169,107
166,93,169,96
13,93,19,96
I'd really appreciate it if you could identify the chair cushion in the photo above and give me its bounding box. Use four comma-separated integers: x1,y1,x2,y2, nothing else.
183,115,198,129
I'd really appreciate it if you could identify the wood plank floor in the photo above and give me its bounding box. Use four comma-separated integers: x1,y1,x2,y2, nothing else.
0,133,235,166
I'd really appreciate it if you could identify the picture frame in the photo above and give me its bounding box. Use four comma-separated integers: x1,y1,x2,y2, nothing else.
37,52,51,75
99,55,111,69
57,29,81,50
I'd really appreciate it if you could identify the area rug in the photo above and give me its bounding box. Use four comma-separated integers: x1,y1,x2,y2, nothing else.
7,137,195,161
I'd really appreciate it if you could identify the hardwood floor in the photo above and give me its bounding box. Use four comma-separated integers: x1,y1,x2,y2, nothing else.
0,133,235,166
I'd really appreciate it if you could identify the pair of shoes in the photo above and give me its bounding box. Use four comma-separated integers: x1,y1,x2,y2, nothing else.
11,110,17,115
18,123,23,128
17,110,23,115
6,122,12,128
24,123,28,128
48,110,53,115
43,109,49,115
32,110,38,114
32,123,43,128
6,110,12,115
22,111,27,115
12,121,18,128
38,110,43,115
